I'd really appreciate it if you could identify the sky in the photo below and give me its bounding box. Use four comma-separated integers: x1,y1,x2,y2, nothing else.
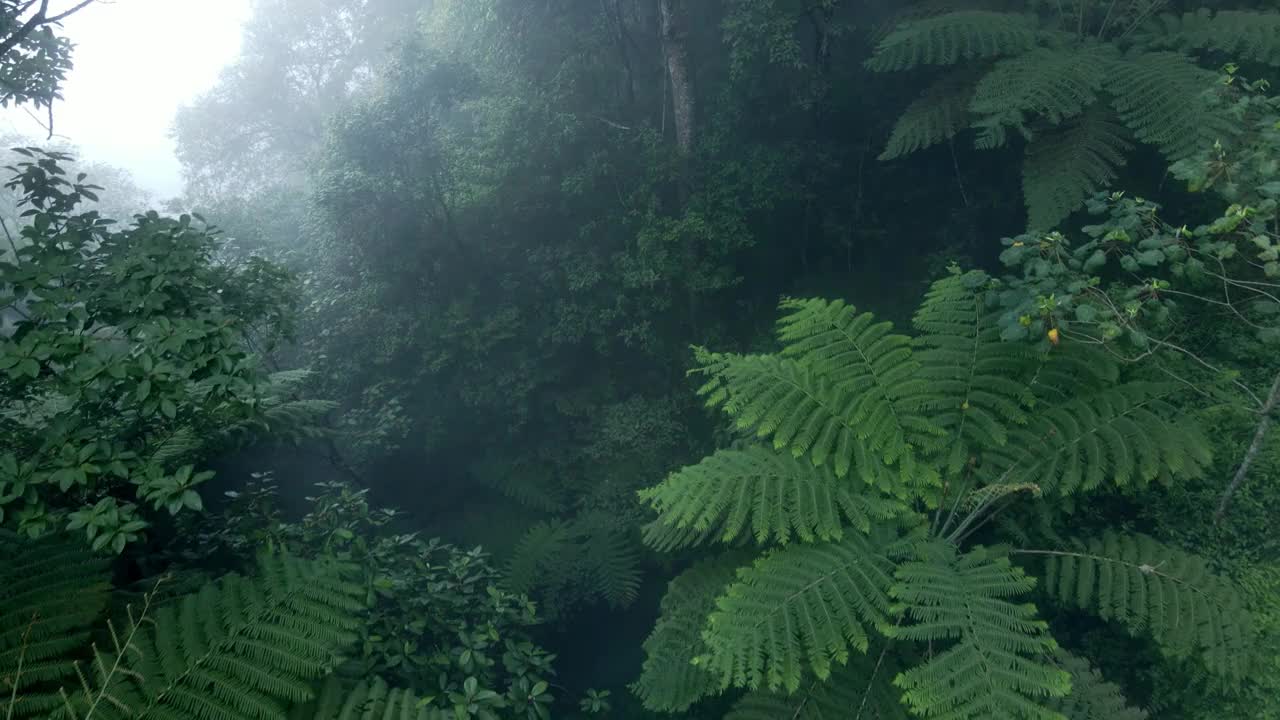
0,0,254,199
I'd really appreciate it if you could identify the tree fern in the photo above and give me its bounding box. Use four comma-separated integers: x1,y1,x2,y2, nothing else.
65,553,365,720
639,446,904,547
724,654,909,720
1047,652,1147,720
908,271,1031,475
1106,51,1225,162
700,528,905,693
879,71,979,161
969,46,1114,150
1021,106,1133,230
504,516,642,609
1020,531,1253,682
504,520,574,597
866,11,1040,72
1149,9,1280,67
977,382,1211,496
633,557,742,712
0,533,111,719
889,543,1071,719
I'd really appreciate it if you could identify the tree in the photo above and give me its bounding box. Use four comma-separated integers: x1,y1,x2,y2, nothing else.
0,0,99,112
633,272,1250,717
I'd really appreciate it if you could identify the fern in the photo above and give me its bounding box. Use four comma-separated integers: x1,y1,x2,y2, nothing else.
639,446,904,547
702,298,940,490
290,676,443,720
879,71,979,160
504,520,574,597
866,11,1040,72
724,653,909,720
1106,51,1225,162
1150,9,1280,67
1048,652,1147,720
633,557,742,712
470,457,566,513
66,553,365,720
909,271,1032,474
970,47,1114,150
1021,106,1133,230
977,382,1211,496
1021,531,1253,682
576,513,643,607
700,528,905,693
889,543,1071,719
504,516,642,609
0,533,111,719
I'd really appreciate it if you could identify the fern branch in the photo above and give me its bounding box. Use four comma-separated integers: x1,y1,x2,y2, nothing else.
866,11,1040,72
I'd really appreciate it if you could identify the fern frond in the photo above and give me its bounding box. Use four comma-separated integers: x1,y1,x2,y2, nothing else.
889,543,1071,719
1021,343,1119,403
970,46,1114,149
976,382,1210,496
724,652,909,720
762,298,940,486
0,533,111,719
879,71,979,160
73,553,365,720
470,458,566,513
1048,651,1147,720
1022,531,1254,682
576,514,643,607
1022,105,1133,230
701,528,905,693
504,520,574,596
639,447,904,548
1150,10,1280,67
290,676,444,720
1106,52,1225,161
867,11,1040,72
633,556,743,712
908,271,1032,475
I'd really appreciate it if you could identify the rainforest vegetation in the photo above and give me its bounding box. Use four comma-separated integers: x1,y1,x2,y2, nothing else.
3,0,1280,718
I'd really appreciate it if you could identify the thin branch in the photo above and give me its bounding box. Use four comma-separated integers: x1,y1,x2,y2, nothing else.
1214,368,1280,521
0,0,50,59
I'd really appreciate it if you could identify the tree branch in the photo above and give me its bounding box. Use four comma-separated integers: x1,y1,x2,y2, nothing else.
1214,368,1280,521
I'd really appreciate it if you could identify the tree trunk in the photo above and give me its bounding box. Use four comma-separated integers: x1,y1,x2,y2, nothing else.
659,0,694,154
1215,369,1280,521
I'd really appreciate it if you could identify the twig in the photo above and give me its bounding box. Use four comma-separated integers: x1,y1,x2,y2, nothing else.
1214,368,1280,521
3,613,38,720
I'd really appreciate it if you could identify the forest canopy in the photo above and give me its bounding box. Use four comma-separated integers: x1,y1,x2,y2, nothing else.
2,1,1280,719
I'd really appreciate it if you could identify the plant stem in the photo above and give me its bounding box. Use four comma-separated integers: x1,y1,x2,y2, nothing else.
1214,368,1280,521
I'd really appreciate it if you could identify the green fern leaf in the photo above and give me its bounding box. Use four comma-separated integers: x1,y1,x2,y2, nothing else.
701,528,905,693
879,70,979,160
1022,105,1133,230
724,652,910,720
633,556,743,712
0,533,111,719
889,543,1071,719
1106,51,1225,162
1048,652,1147,720
1151,10,1280,67
470,457,566,513
1023,531,1254,682
77,553,365,720
290,676,445,720
504,520,574,596
576,514,643,607
977,382,1211,495
907,271,1032,474
867,11,1040,72
970,46,1114,149
639,446,904,547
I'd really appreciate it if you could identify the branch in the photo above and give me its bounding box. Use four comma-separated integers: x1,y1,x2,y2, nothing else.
45,0,100,24
0,0,49,59
1214,368,1280,521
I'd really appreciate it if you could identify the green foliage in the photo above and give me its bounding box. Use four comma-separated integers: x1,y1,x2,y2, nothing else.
635,276,1247,717
0,532,111,718
1030,531,1253,680
1046,652,1147,720
184,478,557,717
889,543,1070,719
0,150,311,550
0,532,365,720
0,2,76,110
504,514,643,614
723,654,910,720
868,3,1272,228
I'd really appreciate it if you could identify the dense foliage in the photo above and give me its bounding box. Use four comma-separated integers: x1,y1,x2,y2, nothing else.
2,1,1278,718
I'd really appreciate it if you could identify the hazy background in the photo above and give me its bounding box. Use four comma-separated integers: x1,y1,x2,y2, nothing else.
0,0,252,198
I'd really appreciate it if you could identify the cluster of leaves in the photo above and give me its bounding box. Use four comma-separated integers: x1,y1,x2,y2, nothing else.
0,150,323,551
0,0,77,110
179,476,559,719
632,272,1250,718
868,1,1280,228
